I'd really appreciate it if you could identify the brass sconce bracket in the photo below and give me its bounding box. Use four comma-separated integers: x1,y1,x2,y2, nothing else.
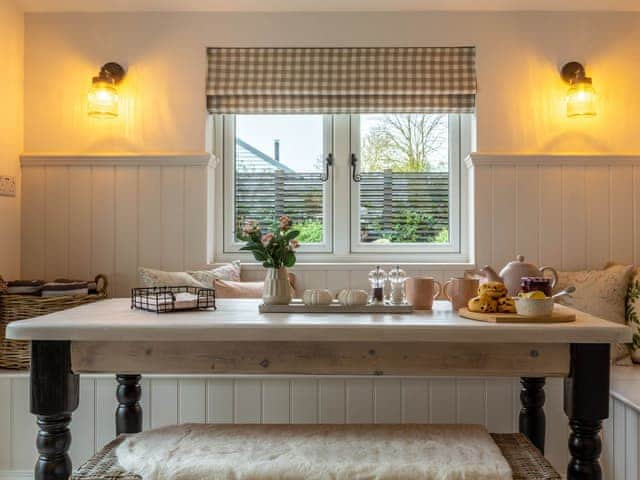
561,62,587,84
97,62,126,84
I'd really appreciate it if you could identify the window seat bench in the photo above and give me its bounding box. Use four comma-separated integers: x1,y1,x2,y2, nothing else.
72,426,559,480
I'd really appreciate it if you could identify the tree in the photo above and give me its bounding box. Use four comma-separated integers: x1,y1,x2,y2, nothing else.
361,114,447,172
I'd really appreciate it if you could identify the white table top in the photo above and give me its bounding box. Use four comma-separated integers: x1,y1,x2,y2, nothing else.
6,299,631,344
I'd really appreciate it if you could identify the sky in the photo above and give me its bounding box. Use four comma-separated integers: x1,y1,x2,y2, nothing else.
235,114,449,172
236,115,324,172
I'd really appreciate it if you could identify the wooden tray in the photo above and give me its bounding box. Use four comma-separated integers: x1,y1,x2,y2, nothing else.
458,307,575,323
259,300,414,314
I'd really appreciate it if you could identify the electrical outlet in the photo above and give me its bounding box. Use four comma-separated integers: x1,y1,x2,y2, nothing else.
0,176,16,197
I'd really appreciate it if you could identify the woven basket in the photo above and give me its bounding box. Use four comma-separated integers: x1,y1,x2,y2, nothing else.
72,432,559,480
0,274,108,369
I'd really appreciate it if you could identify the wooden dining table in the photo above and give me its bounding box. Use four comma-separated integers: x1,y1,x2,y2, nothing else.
6,298,631,480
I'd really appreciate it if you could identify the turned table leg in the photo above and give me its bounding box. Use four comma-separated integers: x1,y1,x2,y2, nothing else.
519,377,546,453
116,374,143,435
31,341,79,480
564,343,610,480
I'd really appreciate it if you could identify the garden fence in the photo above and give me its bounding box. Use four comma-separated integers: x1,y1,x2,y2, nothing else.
235,170,449,242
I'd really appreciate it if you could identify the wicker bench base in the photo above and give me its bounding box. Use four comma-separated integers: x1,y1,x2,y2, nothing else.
72,431,559,480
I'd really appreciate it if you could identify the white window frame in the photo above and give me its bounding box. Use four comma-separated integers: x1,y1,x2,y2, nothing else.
349,114,462,255
217,114,334,255
212,114,472,264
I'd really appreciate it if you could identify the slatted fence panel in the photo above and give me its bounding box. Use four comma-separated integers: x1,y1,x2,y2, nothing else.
235,171,449,243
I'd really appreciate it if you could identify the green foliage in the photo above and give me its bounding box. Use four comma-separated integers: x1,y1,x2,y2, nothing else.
294,220,323,244
434,228,449,244
627,280,640,350
364,209,446,244
388,210,437,243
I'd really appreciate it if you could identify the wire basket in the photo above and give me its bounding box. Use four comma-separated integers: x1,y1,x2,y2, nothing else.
131,286,216,313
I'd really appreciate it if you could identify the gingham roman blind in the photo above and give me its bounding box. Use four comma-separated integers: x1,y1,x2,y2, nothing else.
206,47,476,113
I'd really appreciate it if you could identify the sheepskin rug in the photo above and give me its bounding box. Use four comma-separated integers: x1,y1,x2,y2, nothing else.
115,423,512,480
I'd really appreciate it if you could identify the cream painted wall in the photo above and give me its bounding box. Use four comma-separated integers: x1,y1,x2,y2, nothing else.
0,0,23,279
22,11,640,154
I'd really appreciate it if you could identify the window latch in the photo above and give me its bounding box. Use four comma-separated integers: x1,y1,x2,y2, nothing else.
320,153,334,182
350,153,362,183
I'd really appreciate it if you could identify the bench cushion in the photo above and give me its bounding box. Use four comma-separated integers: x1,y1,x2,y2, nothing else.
71,425,559,480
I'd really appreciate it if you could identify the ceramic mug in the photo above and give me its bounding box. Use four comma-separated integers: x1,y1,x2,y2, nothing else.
405,277,442,310
443,277,479,311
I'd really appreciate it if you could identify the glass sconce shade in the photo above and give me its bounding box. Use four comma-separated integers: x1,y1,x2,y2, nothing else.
566,80,597,117
88,63,125,119
88,79,119,119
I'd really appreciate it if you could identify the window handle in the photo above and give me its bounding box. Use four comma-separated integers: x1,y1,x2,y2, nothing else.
320,153,334,182
350,153,362,183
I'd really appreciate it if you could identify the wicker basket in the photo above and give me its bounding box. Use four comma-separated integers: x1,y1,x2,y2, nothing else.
72,432,560,480
0,274,108,369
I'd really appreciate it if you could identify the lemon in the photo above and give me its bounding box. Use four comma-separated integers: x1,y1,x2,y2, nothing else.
523,290,547,299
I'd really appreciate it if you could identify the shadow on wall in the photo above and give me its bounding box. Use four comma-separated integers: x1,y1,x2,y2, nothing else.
541,131,612,153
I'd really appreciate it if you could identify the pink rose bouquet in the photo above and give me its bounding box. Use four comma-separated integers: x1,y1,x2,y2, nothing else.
240,216,300,268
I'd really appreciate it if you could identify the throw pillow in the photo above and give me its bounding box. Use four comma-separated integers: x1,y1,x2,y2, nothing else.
215,279,264,298
138,267,208,288
555,263,634,361
627,269,640,363
188,261,241,287
215,274,297,299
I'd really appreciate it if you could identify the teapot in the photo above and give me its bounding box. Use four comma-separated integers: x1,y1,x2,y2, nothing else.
468,255,558,296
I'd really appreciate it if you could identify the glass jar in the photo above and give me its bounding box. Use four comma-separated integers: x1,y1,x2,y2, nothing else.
368,266,387,304
520,277,553,297
388,265,407,305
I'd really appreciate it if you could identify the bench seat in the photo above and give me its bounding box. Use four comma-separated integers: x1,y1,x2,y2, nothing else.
72,428,559,480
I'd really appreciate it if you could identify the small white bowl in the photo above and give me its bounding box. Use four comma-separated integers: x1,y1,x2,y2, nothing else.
514,297,554,317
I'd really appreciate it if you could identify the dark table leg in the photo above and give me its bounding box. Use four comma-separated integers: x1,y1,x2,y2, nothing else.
116,374,143,435
30,341,79,480
564,343,610,480
519,377,546,453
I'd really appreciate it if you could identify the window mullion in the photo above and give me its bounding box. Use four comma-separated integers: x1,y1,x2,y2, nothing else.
348,114,361,254
332,114,351,257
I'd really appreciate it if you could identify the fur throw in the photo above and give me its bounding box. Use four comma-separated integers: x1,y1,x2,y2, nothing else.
116,423,512,480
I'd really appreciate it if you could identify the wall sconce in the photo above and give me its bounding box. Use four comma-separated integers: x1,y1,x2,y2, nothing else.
88,62,126,119
561,61,597,117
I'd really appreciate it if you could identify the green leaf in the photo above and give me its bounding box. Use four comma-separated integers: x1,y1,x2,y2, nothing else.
283,251,296,268
253,251,268,262
286,230,300,241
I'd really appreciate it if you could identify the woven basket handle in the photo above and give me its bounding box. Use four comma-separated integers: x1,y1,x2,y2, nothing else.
94,274,108,295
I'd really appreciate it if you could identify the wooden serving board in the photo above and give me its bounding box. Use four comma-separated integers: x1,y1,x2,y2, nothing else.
259,300,414,314
459,307,575,324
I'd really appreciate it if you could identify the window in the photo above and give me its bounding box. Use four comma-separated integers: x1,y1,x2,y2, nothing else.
223,114,332,253
214,113,471,262
351,114,462,254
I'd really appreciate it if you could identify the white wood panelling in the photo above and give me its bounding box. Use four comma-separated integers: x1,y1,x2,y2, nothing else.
602,395,640,480
1,373,638,479
467,154,640,269
0,374,571,474
20,154,213,297
14,152,640,480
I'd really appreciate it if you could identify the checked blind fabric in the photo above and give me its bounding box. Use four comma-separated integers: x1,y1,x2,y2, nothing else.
206,47,476,113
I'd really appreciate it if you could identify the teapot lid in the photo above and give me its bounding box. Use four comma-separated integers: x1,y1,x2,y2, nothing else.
513,255,530,265
502,255,539,272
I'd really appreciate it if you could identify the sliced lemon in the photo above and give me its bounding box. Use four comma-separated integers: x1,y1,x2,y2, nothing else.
523,290,547,300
